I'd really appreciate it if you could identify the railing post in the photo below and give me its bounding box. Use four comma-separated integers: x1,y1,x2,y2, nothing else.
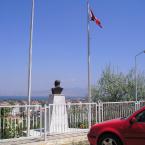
27,105,30,137
135,101,140,111
88,104,91,128
135,101,137,111
101,102,103,122
44,104,47,141
48,105,51,134
95,103,98,123
138,101,141,109
0,108,1,139
98,100,102,123
40,105,42,136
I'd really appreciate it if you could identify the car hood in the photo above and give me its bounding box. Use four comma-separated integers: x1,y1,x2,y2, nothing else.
92,118,126,128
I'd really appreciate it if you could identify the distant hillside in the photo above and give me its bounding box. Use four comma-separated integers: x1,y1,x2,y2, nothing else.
31,87,87,97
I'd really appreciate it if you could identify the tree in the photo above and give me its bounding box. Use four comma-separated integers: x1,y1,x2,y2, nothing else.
92,65,145,102
0,108,23,139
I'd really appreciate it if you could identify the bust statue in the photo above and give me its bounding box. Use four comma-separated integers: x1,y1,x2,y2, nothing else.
51,80,63,95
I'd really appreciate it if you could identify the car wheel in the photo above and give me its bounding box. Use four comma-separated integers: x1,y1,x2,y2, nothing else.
98,134,122,145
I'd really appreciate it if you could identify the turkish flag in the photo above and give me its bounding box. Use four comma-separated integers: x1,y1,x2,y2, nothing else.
90,9,102,28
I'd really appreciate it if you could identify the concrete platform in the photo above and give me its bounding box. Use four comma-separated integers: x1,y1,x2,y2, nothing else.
0,132,89,145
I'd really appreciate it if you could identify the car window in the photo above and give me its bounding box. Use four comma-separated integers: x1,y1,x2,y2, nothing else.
136,110,145,122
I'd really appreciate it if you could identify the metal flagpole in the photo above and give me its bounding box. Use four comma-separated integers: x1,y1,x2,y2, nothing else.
27,0,35,136
135,50,145,106
87,0,92,128
28,0,35,106
135,55,137,103
87,0,91,104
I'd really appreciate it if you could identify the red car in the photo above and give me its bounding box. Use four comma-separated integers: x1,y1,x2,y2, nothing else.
88,106,145,145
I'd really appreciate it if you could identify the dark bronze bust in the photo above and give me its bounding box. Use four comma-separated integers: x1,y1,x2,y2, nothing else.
51,80,63,94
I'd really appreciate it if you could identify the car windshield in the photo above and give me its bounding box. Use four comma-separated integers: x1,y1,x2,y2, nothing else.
120,109,141,120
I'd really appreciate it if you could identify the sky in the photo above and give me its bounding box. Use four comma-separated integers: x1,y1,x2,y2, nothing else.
0,0,145,97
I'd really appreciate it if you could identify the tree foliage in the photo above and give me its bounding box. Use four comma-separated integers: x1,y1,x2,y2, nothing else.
0,108,23,139
92,66,145,102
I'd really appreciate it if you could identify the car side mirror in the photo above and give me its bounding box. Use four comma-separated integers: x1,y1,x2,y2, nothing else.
130,117,136,124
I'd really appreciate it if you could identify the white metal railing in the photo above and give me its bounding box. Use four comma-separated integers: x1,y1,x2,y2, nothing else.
101,101,136,122
0,101,145,142
44,101,145,136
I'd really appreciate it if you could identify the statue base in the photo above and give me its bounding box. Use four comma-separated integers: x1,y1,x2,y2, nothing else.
47,94,68,133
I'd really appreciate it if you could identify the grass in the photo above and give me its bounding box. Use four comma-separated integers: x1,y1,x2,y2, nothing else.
70,141,89,145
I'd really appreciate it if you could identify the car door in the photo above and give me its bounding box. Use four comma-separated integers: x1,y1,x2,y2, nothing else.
124,110,145,145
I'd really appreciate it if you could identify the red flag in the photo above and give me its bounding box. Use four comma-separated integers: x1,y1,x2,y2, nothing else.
90,9,102,28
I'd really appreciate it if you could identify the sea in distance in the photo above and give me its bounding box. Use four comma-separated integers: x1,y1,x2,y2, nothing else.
0,96,85,101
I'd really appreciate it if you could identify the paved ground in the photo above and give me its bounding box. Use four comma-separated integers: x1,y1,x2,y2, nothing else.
0,133,89,145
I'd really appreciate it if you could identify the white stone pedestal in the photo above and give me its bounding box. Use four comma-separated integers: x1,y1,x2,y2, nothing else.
47,94,68,133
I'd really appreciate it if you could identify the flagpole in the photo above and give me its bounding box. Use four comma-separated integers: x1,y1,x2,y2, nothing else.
28,0,34,106
27,0,35,136
87,0,92,129
87,0,91,103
